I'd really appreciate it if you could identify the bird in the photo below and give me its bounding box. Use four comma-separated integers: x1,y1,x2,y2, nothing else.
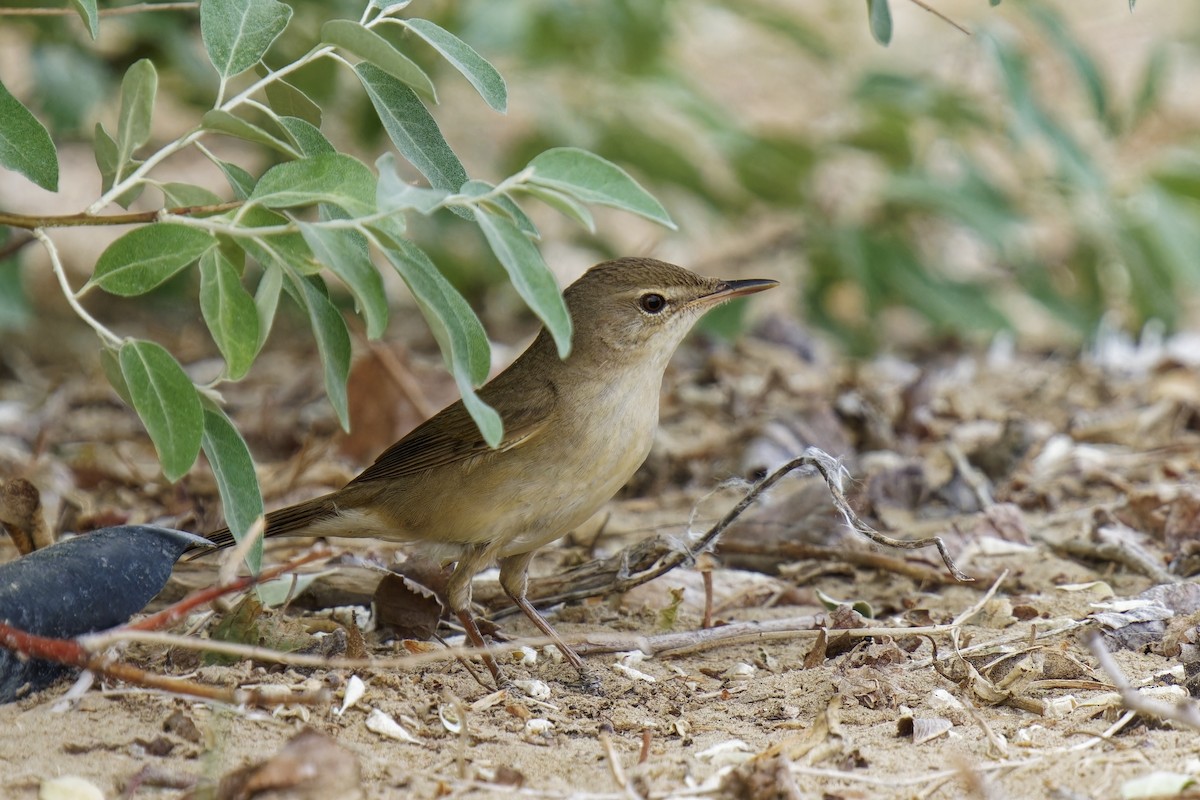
198,257,777,688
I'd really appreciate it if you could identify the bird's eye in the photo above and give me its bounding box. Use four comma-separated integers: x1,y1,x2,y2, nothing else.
639,293,667,314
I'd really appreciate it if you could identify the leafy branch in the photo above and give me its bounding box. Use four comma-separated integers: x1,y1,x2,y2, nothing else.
0,0,676,570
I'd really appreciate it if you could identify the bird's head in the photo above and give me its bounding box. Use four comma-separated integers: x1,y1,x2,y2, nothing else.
562,257,778,369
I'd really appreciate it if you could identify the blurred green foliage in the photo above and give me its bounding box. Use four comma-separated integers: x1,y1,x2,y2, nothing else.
434,0,1194,352
7,1,1197,353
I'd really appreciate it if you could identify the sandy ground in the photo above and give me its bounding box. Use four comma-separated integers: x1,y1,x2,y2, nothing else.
3,311,1200,799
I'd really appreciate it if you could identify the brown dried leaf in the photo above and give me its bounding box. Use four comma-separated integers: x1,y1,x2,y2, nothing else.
373,567,445,641
0,477,48,554
215,728,362,800
162,710,202,744
803,629,828,669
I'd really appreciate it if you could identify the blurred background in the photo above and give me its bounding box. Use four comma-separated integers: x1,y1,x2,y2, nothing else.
2,0,1198,356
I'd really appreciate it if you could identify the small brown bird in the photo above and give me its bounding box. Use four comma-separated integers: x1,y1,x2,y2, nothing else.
202,257,777,687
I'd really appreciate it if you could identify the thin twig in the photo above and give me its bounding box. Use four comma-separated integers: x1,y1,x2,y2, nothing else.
496,451,972,620
0,202,240,231
1087,631,1200,731
951,570,1007,627
716,538,970,586
33,229,121,348
129,548,327,631
906,0,972,36
0,2,197,17
0,621,326,706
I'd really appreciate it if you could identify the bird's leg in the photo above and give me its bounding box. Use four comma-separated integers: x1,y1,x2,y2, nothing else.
447,545,509,689
498,551,600,691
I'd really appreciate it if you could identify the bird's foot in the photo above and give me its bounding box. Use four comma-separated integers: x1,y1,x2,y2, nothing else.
573,668,604,696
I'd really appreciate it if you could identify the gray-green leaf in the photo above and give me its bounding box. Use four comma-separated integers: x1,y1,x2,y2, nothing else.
277,116,334,156
0,77,59,191
68,0,98,40
202,110,301,159
249,152,376,216
527,147,675,229
322,19,436,104
260,70,322,127
377,152,449,213
89,224,216,296
116,59,157,177
375,236,499,445
119,339,203,482
161,182,224,208
866,0,893,46
100,346,132,406
233,206,322,275
215,158,257,199
474,209,571,358
201,0,293,80
518,184,595,233
199,248,259,379
356,63,467,191
254,263,283,353
94,122,143,208
286,273,352,430
402,18,506,113
201,404,264,572
296,221,389,340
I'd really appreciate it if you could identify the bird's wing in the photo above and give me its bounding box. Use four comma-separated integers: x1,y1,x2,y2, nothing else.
347,377,557,485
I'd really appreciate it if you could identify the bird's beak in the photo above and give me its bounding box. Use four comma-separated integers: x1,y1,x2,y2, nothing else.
697,278,779,305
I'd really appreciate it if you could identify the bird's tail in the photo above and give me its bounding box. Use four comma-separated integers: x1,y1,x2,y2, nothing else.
187,492,340,557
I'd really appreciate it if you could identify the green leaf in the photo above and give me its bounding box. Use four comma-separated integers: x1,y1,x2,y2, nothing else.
161,182,224,208
201,404,264,572
377,153,449,213
89,224,216,296
517,185,595,233
277,116,334,156
254,263,283,353
374,237,499,445
115,59,157,178
94,122,144,207
259,70,322,126
249,153,376,216
119,339,203,482
199,248,259,379
296,221,389,339
99,346,133,406
215,158,257,199
473,210,571,358
356,63,467,191
233,206,322,275
322,19,437,104
527,147,675,229
284,273,352,430
68,0,98,40
490,193,539,238
201,0,293,80
866,0,892,46
202,109,301,159
0,77,59,191
400,19,506,113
